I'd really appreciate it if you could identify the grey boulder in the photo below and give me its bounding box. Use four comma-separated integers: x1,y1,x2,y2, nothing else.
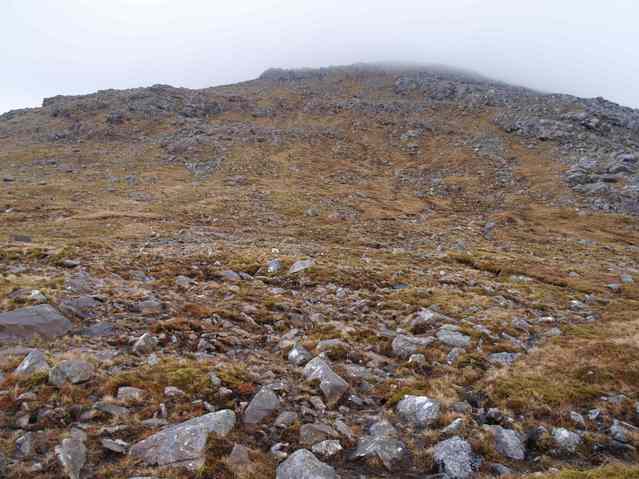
49,360,94,386
276,449,336,479
129,410,236,470
552,428,582,453
0,304,72,341
493,426,526,460
433,436,477,479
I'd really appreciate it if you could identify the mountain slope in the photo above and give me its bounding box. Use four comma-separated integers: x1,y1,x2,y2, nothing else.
1,64,639,478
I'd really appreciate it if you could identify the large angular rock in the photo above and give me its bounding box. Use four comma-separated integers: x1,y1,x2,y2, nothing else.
49,360,94,386
276,449,336,479
56,437,87,479
391,334,435,358
493,426,525,460
129,410,236,470
244,387,280,425
303,357,349,405
433,436,477,479
15,350,49,376
0,305,72,341
396,395,441,427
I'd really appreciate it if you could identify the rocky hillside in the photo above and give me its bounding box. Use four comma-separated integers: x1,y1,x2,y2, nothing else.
1,63,639,479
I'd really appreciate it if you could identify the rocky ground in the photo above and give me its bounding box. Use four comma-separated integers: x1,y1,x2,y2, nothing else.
1,63,639,478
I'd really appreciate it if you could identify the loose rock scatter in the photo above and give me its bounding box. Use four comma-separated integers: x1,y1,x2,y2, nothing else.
1,63,639,478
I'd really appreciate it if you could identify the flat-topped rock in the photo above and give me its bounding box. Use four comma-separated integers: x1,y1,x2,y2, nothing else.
0,304,72,341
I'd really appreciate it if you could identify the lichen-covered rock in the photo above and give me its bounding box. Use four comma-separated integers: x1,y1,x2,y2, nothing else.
433,436,478,479
492,426,526,460
396,395,441,427
129,410,236,469
552,428,582,453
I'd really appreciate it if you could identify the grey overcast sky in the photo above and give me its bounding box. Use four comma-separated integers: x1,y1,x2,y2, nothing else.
1,0,638,114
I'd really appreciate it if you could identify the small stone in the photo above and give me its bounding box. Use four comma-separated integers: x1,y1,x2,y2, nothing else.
442,418,465,435
209,371,222,387
312,440,343,458
488,352,520,366
244,387,281,425
570,411,586,429
275,411,299,429
175,275,195,287
408,353,426,365
164,386,186,398
391,334,435,358
133,333,158,355
447,347,464,364
221,270,241,282
288,259,315,274
15,350,49,376
271,442,289,461
276,449,336,479
101,438,129,454
117,386,145,402
267,259,283,274
56,437,87,479
95,401,130,417
299,423,338,446
396,395,441,427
